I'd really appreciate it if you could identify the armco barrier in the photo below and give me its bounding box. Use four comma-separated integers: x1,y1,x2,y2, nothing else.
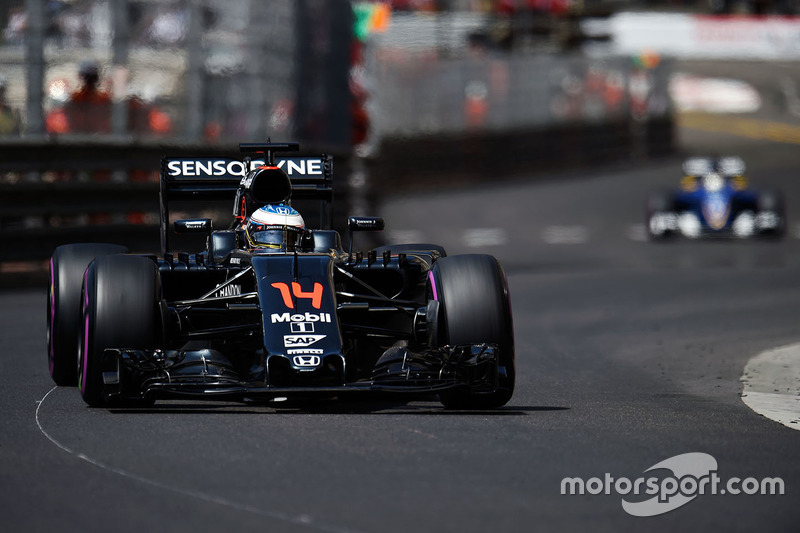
0,117,674,289
0,139,351,288
369,117,674,194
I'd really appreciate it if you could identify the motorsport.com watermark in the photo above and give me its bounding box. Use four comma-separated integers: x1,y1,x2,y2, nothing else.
561,453,784,517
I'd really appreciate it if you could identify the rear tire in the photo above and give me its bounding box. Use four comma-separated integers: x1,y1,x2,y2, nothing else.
757,190,786,238
47,243,127,386
430,254,515,409
78,255,162,407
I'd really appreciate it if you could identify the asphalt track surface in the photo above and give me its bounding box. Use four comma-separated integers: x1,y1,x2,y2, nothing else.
4,65,800,532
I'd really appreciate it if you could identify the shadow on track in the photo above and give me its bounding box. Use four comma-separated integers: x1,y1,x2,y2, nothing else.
107,400,570,416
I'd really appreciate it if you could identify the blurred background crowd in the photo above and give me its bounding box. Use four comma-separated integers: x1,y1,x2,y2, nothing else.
1,0,786,153
0,0,797,281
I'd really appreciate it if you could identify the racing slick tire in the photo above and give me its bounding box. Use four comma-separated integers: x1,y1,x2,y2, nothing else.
78,255,162,407
646,191,676,241
430,254,515,409
757,190,786,238
47,243,127,386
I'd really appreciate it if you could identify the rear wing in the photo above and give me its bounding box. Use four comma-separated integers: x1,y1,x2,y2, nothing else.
159,150,333,255
682,156,745,177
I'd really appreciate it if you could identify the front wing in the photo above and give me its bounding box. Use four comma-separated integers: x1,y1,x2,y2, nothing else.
99,344,500,403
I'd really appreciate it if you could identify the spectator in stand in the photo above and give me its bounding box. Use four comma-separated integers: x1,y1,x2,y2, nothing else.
65,60,112,134
0,76,22,136
127,94,172,137
46,61,171,138
46,60,112,135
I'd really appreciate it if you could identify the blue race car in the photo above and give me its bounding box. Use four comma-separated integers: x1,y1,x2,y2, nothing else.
646,157,785,240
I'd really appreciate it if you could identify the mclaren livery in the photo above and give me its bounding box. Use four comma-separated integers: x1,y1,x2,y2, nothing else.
646,157,785,240
47,143,515,409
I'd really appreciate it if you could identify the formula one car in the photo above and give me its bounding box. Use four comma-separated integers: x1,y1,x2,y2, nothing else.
47,142,515,410
646,156,785,239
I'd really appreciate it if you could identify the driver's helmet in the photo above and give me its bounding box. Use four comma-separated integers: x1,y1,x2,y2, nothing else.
245,204,305,252
702,171,725,192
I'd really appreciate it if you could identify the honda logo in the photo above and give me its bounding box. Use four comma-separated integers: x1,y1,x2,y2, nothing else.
292,355,321,367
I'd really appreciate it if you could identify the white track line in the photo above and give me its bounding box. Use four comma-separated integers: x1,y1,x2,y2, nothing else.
626,224,648,242
542,225,589,245
463,227,508,247
35,386,360,533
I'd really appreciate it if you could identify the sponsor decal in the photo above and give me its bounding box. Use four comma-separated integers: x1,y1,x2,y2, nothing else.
267,205,296,216
284,334,326,348
290,353,323,363
183,220,209,230
277,159,323,176
271,282,324,309
291,322,314,333
215,284,241,297
271,312,331,323
561,452,784,517
166,158,324,178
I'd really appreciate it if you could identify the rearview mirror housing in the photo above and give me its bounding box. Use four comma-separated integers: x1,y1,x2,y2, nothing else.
174,218,212,234
348,217,385,232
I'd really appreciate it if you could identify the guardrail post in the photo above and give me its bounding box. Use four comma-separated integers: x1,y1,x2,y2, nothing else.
24,0,45,137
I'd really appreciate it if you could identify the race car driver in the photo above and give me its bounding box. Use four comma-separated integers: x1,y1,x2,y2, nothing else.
244,204,306,252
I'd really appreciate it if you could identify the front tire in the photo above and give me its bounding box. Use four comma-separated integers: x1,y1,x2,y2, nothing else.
47,243,127,386
757,190,786,238
78,255,162,407
646,191,676,241
430,254,515,409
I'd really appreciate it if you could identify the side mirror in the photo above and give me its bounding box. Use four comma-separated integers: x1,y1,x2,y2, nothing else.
174,218,216,265
347,216,384,262
174,218,212,234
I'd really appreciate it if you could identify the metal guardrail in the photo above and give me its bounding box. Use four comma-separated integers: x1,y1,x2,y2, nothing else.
0,139,353,288
0,113,675,288
369,117,674,194
0,180,158,262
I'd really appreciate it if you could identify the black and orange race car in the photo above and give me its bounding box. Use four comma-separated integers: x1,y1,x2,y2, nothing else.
47,143,515,410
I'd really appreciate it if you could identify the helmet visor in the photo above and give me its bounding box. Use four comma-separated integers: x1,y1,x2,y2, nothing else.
246,222,302,252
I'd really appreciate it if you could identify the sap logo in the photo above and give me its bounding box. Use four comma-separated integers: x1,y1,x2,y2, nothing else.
215,284,241,297
271,312,331,323
284,335,326,348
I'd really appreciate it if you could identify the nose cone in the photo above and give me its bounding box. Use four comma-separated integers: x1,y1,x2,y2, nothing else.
701,195,730,230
